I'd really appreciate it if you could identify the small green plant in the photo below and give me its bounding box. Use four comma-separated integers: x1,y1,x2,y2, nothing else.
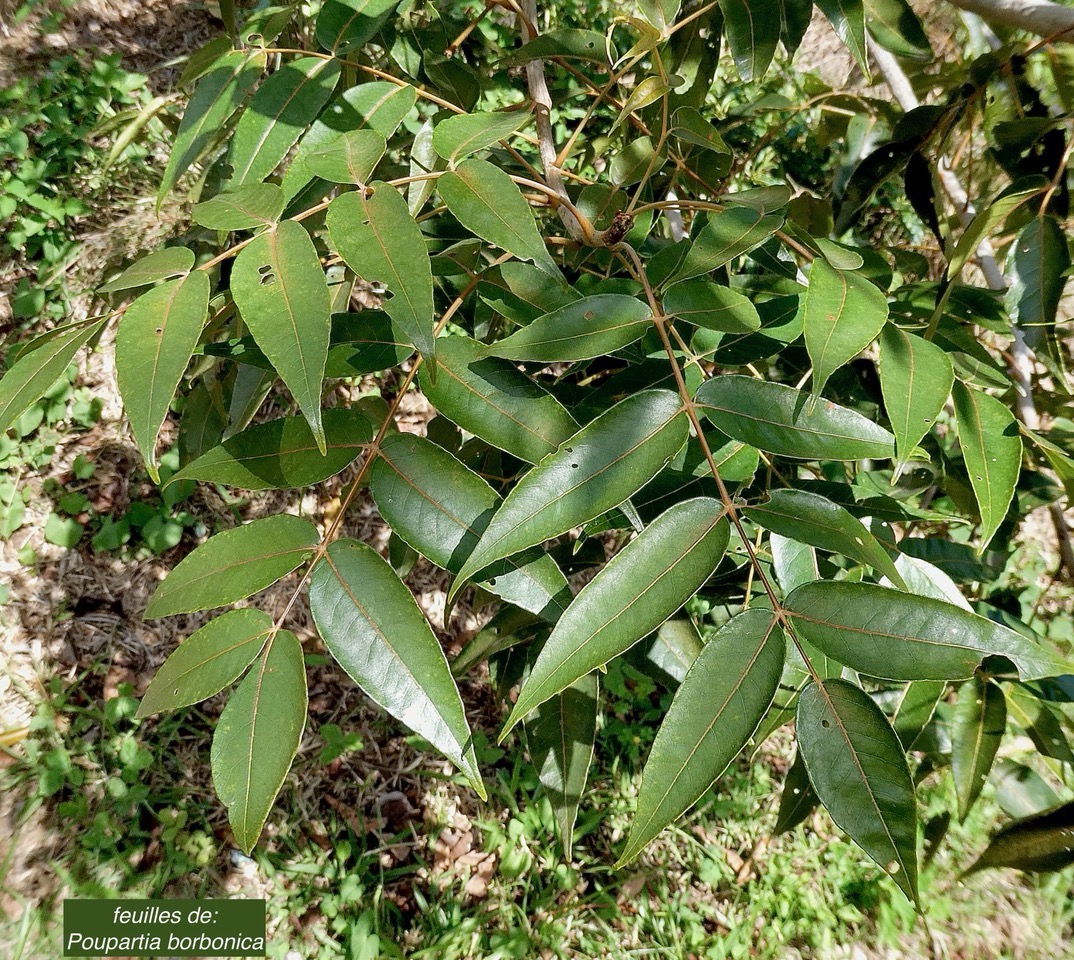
2,0,1074,923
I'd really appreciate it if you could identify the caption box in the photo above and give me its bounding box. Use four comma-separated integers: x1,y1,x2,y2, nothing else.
63,899,266,957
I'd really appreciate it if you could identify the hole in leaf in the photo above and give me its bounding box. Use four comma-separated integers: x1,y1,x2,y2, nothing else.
821,719,830,728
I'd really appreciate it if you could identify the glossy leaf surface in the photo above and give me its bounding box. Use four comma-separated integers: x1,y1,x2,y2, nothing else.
505,499,729,732
452,390,689,596
798,679,918,904
308,540,484,796
146,515,320,618
671,207,783,283
432,111,530,164
370,433,571,620
966,802,1074,874
878,325,953,466
193,184,284,230
417,335,577,464
485,294,652,362
620,610,784,862
115,272,210,479
952,677,1006,821
169,408,373,490
785,581,1069,682
697,376,896,460
231,220,333,452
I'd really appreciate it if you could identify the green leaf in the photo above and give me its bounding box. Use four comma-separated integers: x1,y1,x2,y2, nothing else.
484,294,652,362
992,759,1061,818
370,433,571,621
663,279,761,334
775,750,818,834
308,540,484,796
193,184,284,231
778,0,813,55
798,679,918,904
211,630,307,854
952,380,1021,550
801,259,888,396
1007,215,1071,385
864,0,932,60
815,0,870,74
168,407,373,491
231,220,333,453
0,320,104,436
745,489,907,589
1005,685,1074,765
282,83,417,200
504,499,729,733
417,336,577,463
451,390,689,600
697,375,896,461
947,180,1046,280
640,618,704,685
317,0,398,53
432,111,530,165
145,515,319,618
304,129,386,184
619,609,784,863
115,273,210,480
524,673,597,858
99,247,196,293
505,29,613,66
44,513,83,548
952,677,1006,821
771,532,820,593
158,49,265,202
721,0,781,82
965,801,1074,874
890,553,970,609
670,207,783,283
785,580,1070,682
136,609,273,717
439,158,558,275
228,56,341,187
886,680,946,750
327,185,435,368
878,325,953,467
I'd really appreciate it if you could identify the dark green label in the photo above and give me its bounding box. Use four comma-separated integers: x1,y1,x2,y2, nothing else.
63,899,266,957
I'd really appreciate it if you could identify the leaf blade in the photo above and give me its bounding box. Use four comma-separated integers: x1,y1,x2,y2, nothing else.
798,678,918,904
211,630,307,853
620,609,784,862
308,540,484,796
145,515,320,618
505,499,730,732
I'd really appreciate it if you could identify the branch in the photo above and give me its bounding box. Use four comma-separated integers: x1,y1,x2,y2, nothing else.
872,43,1074,575
946,0,1074,39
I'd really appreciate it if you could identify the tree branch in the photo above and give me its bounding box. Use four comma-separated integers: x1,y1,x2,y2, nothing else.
872,43,1074,575
946,0,1074,39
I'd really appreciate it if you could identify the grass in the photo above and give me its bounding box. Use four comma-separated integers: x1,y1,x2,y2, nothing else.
2,654,1072,960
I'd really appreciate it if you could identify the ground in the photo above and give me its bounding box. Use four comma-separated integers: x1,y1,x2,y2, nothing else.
1,2,1073,958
